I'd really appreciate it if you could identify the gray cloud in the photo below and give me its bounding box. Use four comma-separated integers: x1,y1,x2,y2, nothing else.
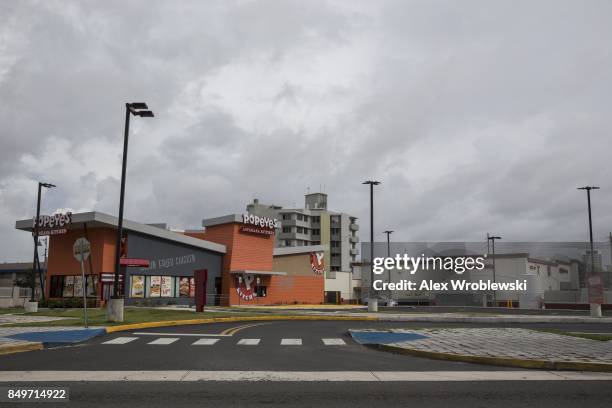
1,0,612,262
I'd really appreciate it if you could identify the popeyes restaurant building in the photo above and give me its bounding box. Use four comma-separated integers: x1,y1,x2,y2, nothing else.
15,211,326,306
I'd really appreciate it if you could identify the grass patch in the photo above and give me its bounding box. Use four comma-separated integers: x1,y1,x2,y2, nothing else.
536,328,612,342
0,308,24,315
4,307,268,327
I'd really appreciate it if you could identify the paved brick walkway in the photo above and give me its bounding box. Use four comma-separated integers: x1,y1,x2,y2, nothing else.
0,314,74,325
353,328,612,364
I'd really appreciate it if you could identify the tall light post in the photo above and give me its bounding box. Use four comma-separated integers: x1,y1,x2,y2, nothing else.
108,102,154,322
30,182,55,308
363,180,380,312
487,234,501,307
578,186,601,317
383,230,393,303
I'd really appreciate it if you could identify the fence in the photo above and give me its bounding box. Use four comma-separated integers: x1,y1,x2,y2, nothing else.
544,289,611,304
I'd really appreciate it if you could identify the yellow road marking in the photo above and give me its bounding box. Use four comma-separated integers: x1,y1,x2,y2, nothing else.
221,322,272,336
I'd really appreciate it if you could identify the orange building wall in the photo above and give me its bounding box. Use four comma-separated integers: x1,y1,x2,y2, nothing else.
46,227,116,298
228,275,324,305
186,223,324,305
185,223,275,304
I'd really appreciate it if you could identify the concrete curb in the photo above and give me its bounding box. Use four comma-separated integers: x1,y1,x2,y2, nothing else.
366,315,612,324
0,342,44,356
105,315,378,333
368,343,612,372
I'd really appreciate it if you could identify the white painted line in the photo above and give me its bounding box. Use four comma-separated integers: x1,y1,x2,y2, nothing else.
147,338,180,345
322,338,346,346
192,338,220,346
237,338,260,346
1,371,612,382
133,332,231,337
102,337,139,345
280,338,302,346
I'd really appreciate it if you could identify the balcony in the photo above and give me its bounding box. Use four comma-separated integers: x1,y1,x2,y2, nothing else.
349,224,359,231
350,236,360,244
350,248,359,256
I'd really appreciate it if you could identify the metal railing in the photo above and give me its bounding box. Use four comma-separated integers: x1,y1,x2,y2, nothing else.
0,287,14,298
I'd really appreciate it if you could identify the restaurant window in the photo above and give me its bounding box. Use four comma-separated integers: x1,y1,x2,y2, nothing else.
62,276,74,297
131,275,145,298
149,276,162,297
49,276,63,298
161,276,173,297
178,277,191,297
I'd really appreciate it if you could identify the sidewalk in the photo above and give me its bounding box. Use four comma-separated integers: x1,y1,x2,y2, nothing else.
350,328,612,371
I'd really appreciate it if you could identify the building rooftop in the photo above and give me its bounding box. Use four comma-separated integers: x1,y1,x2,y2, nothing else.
15,211,226,254
273,245,327,256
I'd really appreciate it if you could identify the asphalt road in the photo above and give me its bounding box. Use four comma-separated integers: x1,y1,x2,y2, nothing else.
1,320,611,371
1,320,611,407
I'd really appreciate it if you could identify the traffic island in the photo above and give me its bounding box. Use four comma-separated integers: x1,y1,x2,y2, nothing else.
349,328,612,372
0,327,106,354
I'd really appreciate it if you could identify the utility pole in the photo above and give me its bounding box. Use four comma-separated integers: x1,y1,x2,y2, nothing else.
363,180,380,312
383,230,393,304
108,102,154,323
487,235,501,307
29,182,55,311
578,186,601,317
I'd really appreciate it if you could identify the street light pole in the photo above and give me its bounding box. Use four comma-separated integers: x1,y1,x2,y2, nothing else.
578,186,601,317
487,235,501,307
108,103,154,323
30,182,55,307
363,180,380,312
383,230,393,303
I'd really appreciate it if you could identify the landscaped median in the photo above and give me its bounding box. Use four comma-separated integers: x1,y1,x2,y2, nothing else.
349,327,612,372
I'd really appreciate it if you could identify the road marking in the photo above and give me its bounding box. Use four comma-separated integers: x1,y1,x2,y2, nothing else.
133,332,231,337
131,322,272,338
192,338,220,346
102,337,138,345
221,323,272,336
237,338,260,345
147,338,179,345
322,338,346,346
1,371,612,382
280,338,302,345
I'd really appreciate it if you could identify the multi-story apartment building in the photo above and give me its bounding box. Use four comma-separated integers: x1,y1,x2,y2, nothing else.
247,193,360,301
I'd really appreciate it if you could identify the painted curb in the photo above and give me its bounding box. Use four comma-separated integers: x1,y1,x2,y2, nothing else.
0,342,44,356
369,343,612,372
105,315,378,333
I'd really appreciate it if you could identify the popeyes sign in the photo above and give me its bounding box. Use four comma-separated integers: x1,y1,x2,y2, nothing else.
240,213,280,236
33,212,72,236
310,252,325,275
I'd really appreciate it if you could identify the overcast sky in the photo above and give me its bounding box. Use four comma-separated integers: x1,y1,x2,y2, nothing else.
1,0,612,262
